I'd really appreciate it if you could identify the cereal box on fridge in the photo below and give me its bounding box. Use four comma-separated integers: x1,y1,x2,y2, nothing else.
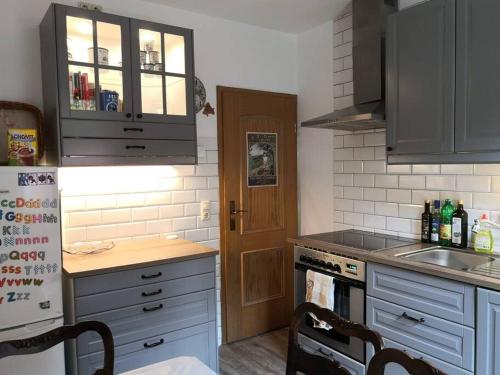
7,128,38,166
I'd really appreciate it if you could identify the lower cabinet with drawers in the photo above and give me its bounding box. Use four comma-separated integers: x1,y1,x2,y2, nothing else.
366,263,475,375
63,256,218,374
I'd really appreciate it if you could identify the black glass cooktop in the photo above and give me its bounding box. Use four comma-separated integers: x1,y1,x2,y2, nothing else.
303,230,418,252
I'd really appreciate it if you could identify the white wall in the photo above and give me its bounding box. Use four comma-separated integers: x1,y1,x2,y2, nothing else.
0,0,298,138
297,21,335,235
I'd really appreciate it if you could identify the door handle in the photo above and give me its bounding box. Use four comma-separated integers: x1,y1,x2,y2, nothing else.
141,272,162,280
142,289,162,297
401,312,425,323
229,200,247,231
143,303,163,313
144,338,164,349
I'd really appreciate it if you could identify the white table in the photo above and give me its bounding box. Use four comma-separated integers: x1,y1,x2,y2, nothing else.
120,356,217,375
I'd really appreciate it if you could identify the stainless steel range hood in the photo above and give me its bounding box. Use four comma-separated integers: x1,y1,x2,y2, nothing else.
302,0,396,131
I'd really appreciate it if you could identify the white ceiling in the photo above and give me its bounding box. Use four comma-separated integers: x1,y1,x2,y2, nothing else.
145,0,351,34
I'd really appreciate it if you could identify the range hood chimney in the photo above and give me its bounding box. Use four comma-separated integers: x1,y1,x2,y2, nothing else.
302,0,396,130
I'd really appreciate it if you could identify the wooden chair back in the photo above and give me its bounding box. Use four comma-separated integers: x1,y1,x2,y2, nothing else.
0,321,114,375
287,302,384,375
367,348,447,375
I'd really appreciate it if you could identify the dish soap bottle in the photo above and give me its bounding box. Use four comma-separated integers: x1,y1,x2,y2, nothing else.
439,199,454,247
474,214,494,254
452,200,468,248
421,200,431,243
430,200,441,245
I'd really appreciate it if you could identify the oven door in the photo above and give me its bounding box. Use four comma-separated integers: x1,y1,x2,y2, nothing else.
294,262,365,363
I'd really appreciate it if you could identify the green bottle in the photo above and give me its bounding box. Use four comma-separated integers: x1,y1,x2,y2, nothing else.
439,199,455,246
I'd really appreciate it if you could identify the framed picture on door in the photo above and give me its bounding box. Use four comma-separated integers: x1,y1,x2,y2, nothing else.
247,132,278,187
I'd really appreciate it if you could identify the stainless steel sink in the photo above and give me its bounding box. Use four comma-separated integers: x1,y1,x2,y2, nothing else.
397,246,495,271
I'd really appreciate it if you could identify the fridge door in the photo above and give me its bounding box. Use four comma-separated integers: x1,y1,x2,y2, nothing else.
0,317,65,375
0,167,63,329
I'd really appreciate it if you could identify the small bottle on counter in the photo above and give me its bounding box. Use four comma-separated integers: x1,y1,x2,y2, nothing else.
440,199,455,247
452,200,468,248
421,200,431,243
430,200,441,245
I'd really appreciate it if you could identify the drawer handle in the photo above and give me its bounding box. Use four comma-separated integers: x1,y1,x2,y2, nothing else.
126,145,146,150
142,289,162,297
124,127,144,132
143,303,163,313
317,348,333,358
402,312,425,323
144,338,164,349
141,272,162,280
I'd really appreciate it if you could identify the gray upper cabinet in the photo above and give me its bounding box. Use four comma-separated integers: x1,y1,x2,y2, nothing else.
40,4,196,166
455,0,500,153
386,0,455,156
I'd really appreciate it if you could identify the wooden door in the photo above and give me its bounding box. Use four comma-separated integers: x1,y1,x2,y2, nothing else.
385,0,455,156
217,86,297,343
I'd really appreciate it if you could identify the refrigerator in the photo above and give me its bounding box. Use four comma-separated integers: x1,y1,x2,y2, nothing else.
0,167,65,375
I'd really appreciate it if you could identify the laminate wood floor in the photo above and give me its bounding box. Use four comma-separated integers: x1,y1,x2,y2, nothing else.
219,328,288,375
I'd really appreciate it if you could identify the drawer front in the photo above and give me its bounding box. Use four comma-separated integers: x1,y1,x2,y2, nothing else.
298,334,365,375
62,138,196,157
366,337,473,375
367,263,475,327
75,272,214,316
61,119,195,140
367,296,474,371
76,289,215,355
78,321,217,375
74,257,215,296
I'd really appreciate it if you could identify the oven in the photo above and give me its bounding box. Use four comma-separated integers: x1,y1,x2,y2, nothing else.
294,246,366,363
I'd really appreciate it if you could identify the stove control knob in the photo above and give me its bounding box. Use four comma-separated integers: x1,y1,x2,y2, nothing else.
319,260,326,267
326,262,334,269
303,256,312,263
333,264,342,273
312,259,320,266
299,255,307,262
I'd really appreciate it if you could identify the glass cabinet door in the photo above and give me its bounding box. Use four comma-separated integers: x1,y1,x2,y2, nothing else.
131,20,194,124
57,7,132,120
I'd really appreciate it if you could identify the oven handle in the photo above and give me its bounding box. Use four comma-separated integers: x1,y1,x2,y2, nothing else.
295,262,365,289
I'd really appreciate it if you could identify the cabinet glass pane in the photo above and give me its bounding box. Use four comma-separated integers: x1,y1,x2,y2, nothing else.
68,65,96,111
99,69,123,112
96,22,122,67
66,16,94,64
165,76,186,116
139,29,162,72
141,73,164,114
164,34,185,74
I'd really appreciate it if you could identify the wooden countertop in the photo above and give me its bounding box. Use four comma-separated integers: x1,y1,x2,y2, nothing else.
63,238,219,278
290,236,500,291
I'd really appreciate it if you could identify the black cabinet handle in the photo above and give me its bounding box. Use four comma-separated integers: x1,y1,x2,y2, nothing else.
124,127,144,132
144,338,164,349
125,113,132,118
317,348,333,358
401,312,425,323
126,145,146,150
386,146,393,152
141,272,162,280
137,113,143,119
143,303,163,313
142,289,162,297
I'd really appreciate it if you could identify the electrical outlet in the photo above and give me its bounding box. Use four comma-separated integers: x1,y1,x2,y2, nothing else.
200,200,210,221
78,2,103,11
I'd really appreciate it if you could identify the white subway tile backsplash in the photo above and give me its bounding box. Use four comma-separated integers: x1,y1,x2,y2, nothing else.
334,58,344,73
86,195,117,210
335,174,354,186
334,32,343,47
343,81,354,96
457,176,491,192
336,199,354,212
116,193,145,208
386,217,411,233
412,165,441,175
374,146,386,160
375,202,398,217
196,189,219,202
334,95,354,110
399,175,426,190
184,177,208,190
354,174,375,188
474,164,500,175
334,186,344,198
344,161,363,173
334,84,344,98
343,55,353,69
145,192,172,206
172,191,196,204
131,207,159,221
363,161,386,174
473,193,500,210
333,136,344,149
387,165,412,175
441,164,474,175
159,205,184,218
185,229,209,242
333,14,352,33
439,191,473,208
334,148,354,161
398,204,424,219
344,212,363,225
333,43,353,59
375,175,399,189
386,189,412,204
354,147,375,161
333,69,353,85
102,208,131,224
173,217,197,231
146,219,173,234
354,200,374,214
342,28,353,43
426,175,456,191
344,134,364,147
363,132,386,146
344,187,363,200
334,161,344,173
196,164,218,177
68,211,101,227
490,177,500,193
63,197,86,212
364,188,386,201
411,190,440,205
334,210,344,222
364,214,386,229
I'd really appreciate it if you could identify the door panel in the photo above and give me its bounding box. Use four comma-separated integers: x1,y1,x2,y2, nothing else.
386,0,455,155
456,0,500,152
218,87,297,343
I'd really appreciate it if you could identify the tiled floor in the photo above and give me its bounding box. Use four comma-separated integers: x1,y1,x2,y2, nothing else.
219,328,288,375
